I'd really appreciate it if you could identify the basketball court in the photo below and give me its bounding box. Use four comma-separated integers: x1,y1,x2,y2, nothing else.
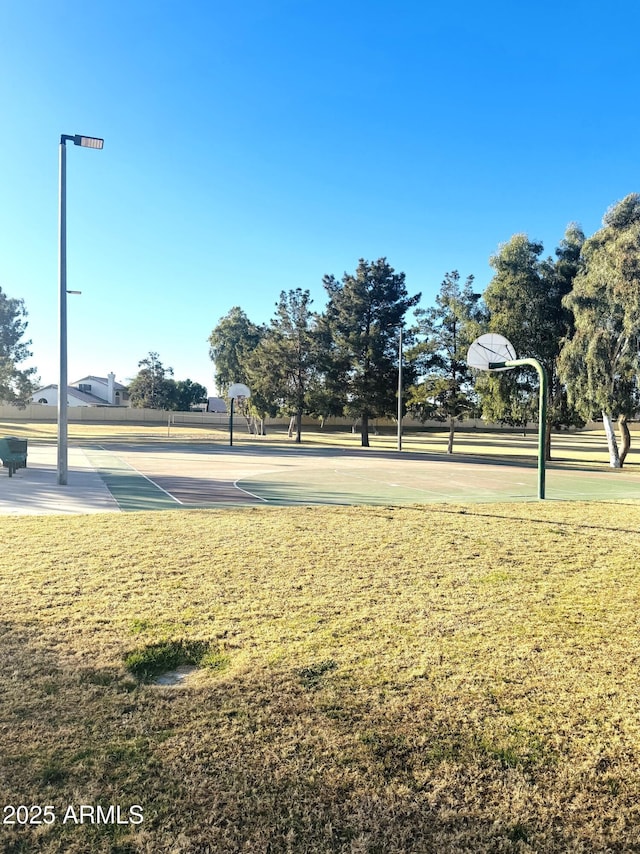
4,336,639,514
2,432,640,515
83,439,640,511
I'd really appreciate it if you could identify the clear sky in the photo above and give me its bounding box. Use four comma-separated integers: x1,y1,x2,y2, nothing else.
1,0,638,395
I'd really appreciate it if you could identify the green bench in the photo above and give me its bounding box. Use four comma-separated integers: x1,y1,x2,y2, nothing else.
0,436,28,477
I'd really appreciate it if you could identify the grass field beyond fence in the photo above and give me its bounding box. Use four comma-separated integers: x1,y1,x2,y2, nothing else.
2,501,640,852
2,418,640,469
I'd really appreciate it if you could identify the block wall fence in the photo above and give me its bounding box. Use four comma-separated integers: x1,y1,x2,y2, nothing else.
0,404,596,432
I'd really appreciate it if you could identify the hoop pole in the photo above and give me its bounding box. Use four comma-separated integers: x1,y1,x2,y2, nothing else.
489,358,548,499
229,397,234,447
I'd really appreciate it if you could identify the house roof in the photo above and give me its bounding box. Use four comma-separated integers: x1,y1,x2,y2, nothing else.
32,384,117,405
207,396,228,413
71,375,127,389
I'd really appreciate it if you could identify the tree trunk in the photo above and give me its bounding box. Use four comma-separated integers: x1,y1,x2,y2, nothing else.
287,416,295,438
602,411,622,468
295,410,302,443
361,413,370,447
618,414,631,466
447,417,455,454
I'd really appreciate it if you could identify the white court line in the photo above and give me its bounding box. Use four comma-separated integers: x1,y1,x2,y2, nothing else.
96,445,183,505
233,479,268,502
232,466,286,503
100,445,276,504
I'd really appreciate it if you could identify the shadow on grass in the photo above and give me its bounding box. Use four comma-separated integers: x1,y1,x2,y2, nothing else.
422,503,640,536
0,616,635,853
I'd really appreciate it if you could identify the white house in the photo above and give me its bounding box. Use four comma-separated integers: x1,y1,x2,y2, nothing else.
31,373,130,407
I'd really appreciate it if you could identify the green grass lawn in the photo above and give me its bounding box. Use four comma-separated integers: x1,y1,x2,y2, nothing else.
2,501,640,852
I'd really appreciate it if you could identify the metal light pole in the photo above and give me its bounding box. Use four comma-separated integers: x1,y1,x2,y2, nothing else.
58,134,104,485
397,325,403,451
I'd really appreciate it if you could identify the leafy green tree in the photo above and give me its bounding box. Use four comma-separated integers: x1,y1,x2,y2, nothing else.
475,370,539,434
541,224,586,434
0,286,38,407
208,307,264,395
128,352,175,409
170,379,208,411
558,194,640,467
323,258,420,447
480,228,584,457
476,236,543,437
248,289,319,442
407,271,484,453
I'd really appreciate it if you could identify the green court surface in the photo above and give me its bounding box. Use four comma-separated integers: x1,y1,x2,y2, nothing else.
83,448,181,511
83,435,640,511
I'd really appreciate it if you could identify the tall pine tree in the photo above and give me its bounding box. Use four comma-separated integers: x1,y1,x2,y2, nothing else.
323,258,420,447
248,289,319,443
408,272,484,453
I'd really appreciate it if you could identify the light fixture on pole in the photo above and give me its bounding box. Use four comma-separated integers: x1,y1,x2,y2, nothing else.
58,133,104,486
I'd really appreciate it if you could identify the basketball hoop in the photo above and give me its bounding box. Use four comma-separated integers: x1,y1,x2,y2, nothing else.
228,383,251,400
467,334,516,371
467,333,548,499
227,384,250,446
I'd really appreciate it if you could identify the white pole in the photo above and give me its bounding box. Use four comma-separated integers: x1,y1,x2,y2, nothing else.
397,325,403,452
57,139,68,485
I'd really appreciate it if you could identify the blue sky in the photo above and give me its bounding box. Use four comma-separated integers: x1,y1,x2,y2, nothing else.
1,0,638,395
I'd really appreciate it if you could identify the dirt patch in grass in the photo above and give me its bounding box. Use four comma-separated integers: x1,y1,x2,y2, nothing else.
1,502,640,851
124,638,229,682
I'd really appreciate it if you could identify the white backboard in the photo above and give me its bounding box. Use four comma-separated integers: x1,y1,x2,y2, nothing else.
467,334,516,371
228,382,251,400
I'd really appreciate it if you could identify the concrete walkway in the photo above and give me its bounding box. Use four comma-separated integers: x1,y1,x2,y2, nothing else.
0,443,120,515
